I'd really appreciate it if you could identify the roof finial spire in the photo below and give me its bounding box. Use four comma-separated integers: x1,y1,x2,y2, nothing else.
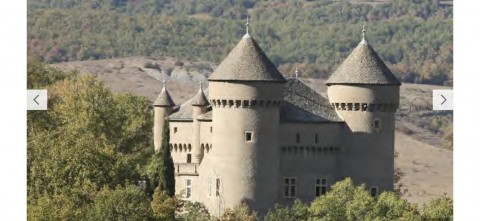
295,66,299,78
199,81,203,90
243,16,251,39
360,20,368,45
246,16,250,34
162,79,167,90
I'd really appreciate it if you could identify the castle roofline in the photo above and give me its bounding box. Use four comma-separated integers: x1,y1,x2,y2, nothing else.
153,81,176,107
208,35,286,83
191,82,209,106
326,26,401,86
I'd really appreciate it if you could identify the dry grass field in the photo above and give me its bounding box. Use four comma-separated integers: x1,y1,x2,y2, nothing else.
53,56,453,205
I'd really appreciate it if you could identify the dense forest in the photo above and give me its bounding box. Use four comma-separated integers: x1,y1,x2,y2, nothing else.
27,0,453,85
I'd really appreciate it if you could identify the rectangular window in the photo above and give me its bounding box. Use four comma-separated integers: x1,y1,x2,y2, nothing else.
174,127,178,133
370,186,378,197
245,131,253,142
208,177,212,197
315,133,319,144
374,119,382,130
216,178,221,196
210,127,213,133
284,177,296,198
186,154,192,163
315,178,328,197
296,133,300,143
185,179,192,198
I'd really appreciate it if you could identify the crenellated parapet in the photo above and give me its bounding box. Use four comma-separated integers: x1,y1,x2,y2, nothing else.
280,146,341,156
330,102,399,112
210,99,283,108
170,143,213,154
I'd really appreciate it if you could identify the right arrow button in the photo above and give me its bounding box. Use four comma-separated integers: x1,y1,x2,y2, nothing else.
433,89,453,110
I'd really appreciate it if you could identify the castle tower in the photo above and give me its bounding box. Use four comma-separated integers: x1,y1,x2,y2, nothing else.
326,26,401,192
191,82,209,163
153,81,175,152
207,20,286,213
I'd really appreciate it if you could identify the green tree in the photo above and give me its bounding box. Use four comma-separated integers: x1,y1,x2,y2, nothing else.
421,194,453,220
159,119,175,197
28,191,90,221
264,199,309,221
369,192,421,221
442,124,453,150
309,178,375,221
88,185,153,221
27,65,154,219
177,201,211,221
150,187,179,221
214,203,257,221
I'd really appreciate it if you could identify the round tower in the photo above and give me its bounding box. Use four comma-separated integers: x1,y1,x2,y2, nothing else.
191,82,209,163
326,27,401,192
153,81,175,153
207,25,286,213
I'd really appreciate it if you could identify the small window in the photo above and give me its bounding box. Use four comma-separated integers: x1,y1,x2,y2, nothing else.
373,119,382,130
284,177,296,198
315,178,328,197
186,154,192,163
174,127,178,133
216,178,221,196
210,127,213,133
315,134,319,144
185,179,192,198
245,131,253,142
208,177,212,197
296,133,300,143
370,186,378,197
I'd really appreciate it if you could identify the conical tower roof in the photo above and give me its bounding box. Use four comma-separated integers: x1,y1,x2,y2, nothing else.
326,35,401,86
209,34,286,83
191,82,209,106
153,81,175,107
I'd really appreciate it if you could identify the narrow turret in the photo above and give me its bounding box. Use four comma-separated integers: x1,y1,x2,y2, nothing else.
191,82,209,163
153,81,175,152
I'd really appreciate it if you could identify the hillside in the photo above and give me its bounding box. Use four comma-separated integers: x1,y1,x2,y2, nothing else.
28,0,453,86
52,56,453,205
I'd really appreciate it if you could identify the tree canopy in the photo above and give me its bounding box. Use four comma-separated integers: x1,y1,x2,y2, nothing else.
27,0,452,85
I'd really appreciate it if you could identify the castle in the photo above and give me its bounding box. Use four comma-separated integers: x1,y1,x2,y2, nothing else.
152,23,401,216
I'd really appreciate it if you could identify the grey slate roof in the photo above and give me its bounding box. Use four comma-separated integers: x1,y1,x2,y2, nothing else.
169,90,210,121
169,79,342,123
153,87,175,107
191,88,209,106
282,78,342,123
326,41,401,85
208,35,286,83
196,112,212,121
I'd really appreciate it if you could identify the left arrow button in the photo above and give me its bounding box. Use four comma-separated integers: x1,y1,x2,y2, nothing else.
27,90,48,110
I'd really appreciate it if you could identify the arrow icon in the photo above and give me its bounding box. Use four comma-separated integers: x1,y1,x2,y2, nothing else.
441,95,447,105
34,95,40,105
28,90,48,110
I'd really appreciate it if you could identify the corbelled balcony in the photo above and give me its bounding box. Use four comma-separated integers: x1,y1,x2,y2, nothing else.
174,163,199,176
